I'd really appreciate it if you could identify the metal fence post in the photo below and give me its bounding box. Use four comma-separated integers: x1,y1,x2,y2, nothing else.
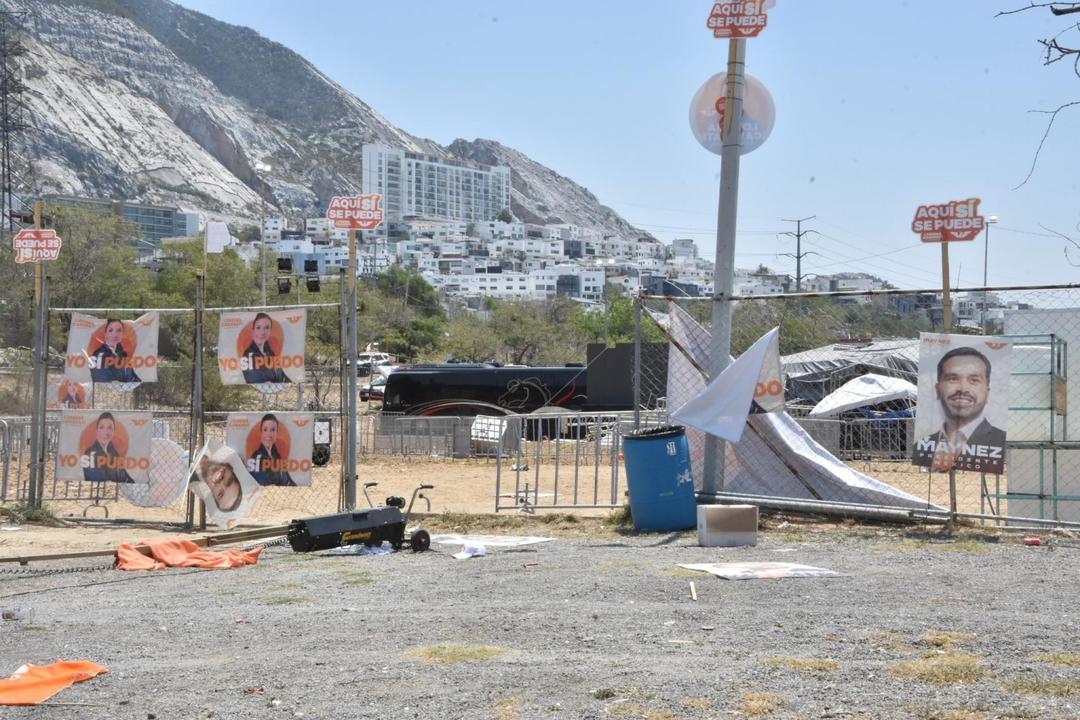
185,272,205,528
633,295,642,431
344,281,358,509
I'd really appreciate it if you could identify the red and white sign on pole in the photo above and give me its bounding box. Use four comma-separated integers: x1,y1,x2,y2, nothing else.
12,228,62,263
706,1,769,39
912,198,985,243
326,194,384,230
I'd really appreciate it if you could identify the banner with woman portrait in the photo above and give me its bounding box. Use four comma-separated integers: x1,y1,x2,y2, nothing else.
65,312,159,386
217,310,306,387
46,377,93,410
224,412,315,487
189,439,262,528
56,410,153,483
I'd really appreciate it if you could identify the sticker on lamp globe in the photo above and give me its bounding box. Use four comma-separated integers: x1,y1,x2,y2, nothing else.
689,72,775,156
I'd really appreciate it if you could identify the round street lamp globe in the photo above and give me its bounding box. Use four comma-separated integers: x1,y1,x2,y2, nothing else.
689,71,775,156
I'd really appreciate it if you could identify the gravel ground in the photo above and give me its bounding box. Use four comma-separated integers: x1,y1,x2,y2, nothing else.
1,522,1078,720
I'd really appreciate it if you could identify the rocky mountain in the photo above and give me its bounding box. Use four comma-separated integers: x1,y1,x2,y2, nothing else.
4,0,650,238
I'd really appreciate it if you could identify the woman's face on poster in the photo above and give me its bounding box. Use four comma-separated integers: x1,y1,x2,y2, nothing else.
104,321,124,347
95,417,115,447
252,317,272,347
260,420,278,450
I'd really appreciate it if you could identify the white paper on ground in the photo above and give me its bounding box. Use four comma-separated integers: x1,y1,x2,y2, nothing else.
678,562,844,580
452,543,487,560
431,534,554,547
323,542,394,556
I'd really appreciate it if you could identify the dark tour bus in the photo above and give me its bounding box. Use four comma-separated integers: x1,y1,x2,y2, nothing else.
382,363,596,416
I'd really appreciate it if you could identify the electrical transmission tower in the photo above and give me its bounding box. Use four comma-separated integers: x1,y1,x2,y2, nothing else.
0,10,30,231
778,215,821,293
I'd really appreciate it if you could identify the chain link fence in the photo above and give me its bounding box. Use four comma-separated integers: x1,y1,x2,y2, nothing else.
636,285,1080,527
1,299,348,526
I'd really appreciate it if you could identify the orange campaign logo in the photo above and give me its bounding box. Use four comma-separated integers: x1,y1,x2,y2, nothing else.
292,418,310,427
985,342,1008,351
285,315,302,324
706,1,768,39
912,198,985,243
130,418,149,427
754,380,784,398
326,194,384,230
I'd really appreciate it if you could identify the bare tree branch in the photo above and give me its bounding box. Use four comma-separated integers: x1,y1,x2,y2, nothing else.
1013,100,1080,189
1041,223,1080,265
998,2,1080,17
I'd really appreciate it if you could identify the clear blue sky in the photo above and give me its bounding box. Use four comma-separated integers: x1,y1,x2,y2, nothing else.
175,0,1079,290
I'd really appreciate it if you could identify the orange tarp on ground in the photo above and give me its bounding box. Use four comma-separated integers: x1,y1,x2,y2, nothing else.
0,661,108,705
115,538,263,571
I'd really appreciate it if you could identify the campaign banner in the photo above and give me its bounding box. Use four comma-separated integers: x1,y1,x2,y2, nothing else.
224,412,314,487
46,377,93,410
189,439,262,528
217,310,306,387
911,333,1011,475
56,410,152,483
65,312,159,386
672,327,783,443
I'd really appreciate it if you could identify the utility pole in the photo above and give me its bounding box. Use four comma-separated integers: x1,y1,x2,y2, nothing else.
778,216,820,293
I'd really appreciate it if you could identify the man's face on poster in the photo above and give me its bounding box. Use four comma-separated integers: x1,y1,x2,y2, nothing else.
205,462,241,512
934,354,990,424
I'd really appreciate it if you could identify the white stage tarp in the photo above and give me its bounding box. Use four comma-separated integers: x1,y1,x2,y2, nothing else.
809,373,917,417
663,303,938,510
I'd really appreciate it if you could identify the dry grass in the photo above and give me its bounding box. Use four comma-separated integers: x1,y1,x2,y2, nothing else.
407,643,507,665
763,656,838,673
906,706,989,720
1029,653,1080,668
263,594,311,606
922,630,976,650
888,652,986,685
737,692,781,716
1003,676,1080,697
680,697,712,711
606,704,677,720
867,630,914,653
337,570,375,587
493,697,523,720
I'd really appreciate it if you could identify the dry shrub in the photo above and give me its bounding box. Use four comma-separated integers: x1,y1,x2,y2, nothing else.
763,656,838,673
737,692,781,716
888,652,986,685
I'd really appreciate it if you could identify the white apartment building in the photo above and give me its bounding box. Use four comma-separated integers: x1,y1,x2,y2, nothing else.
362,143,512,224
476,220,525,240
262,213,284,242
671,237,698,260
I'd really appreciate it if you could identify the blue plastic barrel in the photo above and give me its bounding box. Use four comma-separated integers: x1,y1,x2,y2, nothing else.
621,425,696,531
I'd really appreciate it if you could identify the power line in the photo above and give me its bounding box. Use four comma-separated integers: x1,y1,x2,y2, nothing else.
777,216,820,293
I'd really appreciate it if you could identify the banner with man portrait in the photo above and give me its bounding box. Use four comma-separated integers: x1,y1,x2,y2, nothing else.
217,310,306,388
224,412,315,487
64,312,159,386
56,410,153,483
46,377,93,410
189,439,262,528
911,333,1012,475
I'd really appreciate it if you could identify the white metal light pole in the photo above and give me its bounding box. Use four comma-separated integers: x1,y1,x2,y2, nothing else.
982,214,998,333
254,161,272,306
702,38,747,497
